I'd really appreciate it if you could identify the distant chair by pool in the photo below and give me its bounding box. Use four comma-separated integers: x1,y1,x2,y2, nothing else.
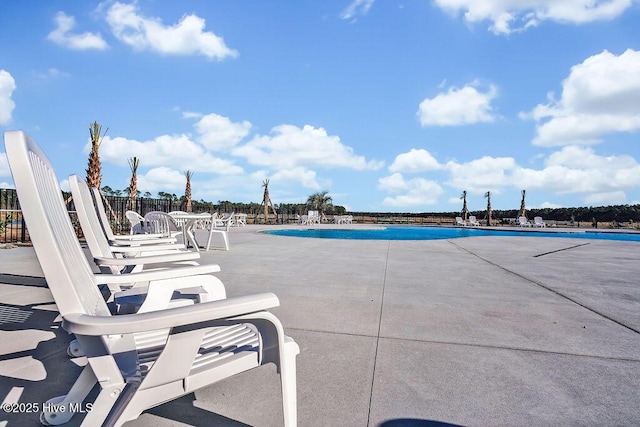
455,217,466,226
518,216,532,227
533,216,547,228
468,216,480,226
307,210,321,224
334,215,353,224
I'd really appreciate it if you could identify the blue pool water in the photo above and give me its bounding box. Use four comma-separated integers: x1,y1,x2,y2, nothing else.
264,226,640,242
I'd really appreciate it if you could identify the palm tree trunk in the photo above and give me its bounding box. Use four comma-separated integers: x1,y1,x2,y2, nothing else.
184,170,193,212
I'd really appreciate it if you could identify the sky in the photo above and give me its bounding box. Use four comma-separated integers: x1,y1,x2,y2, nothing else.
1,0,639,213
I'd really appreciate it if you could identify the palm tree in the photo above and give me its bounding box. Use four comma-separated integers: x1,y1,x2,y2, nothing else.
86,121,107,190
184,170,194,212
307,191,333,218
260,179,278,223
460,190,469,222
127,157,139,210
518,189,526,218
484,191,492,226
83,121,118,220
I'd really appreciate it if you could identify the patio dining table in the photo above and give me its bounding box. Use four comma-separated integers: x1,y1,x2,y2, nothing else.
169,212,211,252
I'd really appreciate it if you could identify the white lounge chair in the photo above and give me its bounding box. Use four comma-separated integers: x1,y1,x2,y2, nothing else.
533,216,547,228
70,174,225,357
468,215,480,226
455,216,466,226
5,130,300,427
518,216,532,227
92,187,174,244
70,175,202,275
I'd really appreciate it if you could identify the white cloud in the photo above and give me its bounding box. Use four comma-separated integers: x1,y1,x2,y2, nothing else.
270,167,322,190
340,0,375,20
526,49,640,146
47,11,108,50
96,134,243,174
539,201,564,209
584,191,627,205
433,0,633,35
512,146,640,194
233,124,383,170
33,68,70,80
137,167,185,193
0,70,17,125
379,173,444,207
389,148,442,173
445,156,517,193
194,113,251,151
383,145,640,206
105,2,238,60
418,82,498,126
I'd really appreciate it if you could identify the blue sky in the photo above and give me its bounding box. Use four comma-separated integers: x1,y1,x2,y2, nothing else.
1,0,639,212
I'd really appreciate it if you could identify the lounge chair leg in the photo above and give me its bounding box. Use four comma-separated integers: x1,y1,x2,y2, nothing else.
40,365,97,425
67,339,84,357
280,338,300,427
222,232,229,251
205,229,213,251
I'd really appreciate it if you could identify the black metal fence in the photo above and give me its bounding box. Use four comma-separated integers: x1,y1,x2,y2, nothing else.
1,188,300,244
0,188,27,243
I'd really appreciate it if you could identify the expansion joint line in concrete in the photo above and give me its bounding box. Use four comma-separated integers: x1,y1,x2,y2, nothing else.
378,335,640,363
366,240,391,426
532,242,591,258
447,240,640,336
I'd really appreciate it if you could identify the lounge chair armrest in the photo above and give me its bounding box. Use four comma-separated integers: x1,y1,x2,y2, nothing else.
131,233,167,239
93,263,221,284
63,293,280,335
110,236,178,245
93,251,200,267
108,244,187,253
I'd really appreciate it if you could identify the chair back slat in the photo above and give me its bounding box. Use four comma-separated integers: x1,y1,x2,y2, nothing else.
91,186,116,240
69,175,119,262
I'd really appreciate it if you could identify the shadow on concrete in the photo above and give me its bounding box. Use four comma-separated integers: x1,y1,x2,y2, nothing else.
0,301,79,425
379,418,465,427
146,393,253,426
0,273,47,288
0,288,255,426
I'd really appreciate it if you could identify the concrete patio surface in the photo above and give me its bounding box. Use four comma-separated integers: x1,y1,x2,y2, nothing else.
1,224,639,426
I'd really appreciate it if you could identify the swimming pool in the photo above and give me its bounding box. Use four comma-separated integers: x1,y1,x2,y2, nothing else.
264,226,640,242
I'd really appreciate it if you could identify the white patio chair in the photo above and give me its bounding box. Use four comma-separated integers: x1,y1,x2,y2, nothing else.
125,210,146,234
308,210,321,224
518,216,532,227
202,212,233,251
455,216,466,226
92,187,172,245
144,211,182,239
468,215,480,226
234,213,247,227
533,216,547,228
5,130,299,427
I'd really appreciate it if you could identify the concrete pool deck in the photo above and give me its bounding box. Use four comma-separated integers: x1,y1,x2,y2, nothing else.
1,224,639,426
